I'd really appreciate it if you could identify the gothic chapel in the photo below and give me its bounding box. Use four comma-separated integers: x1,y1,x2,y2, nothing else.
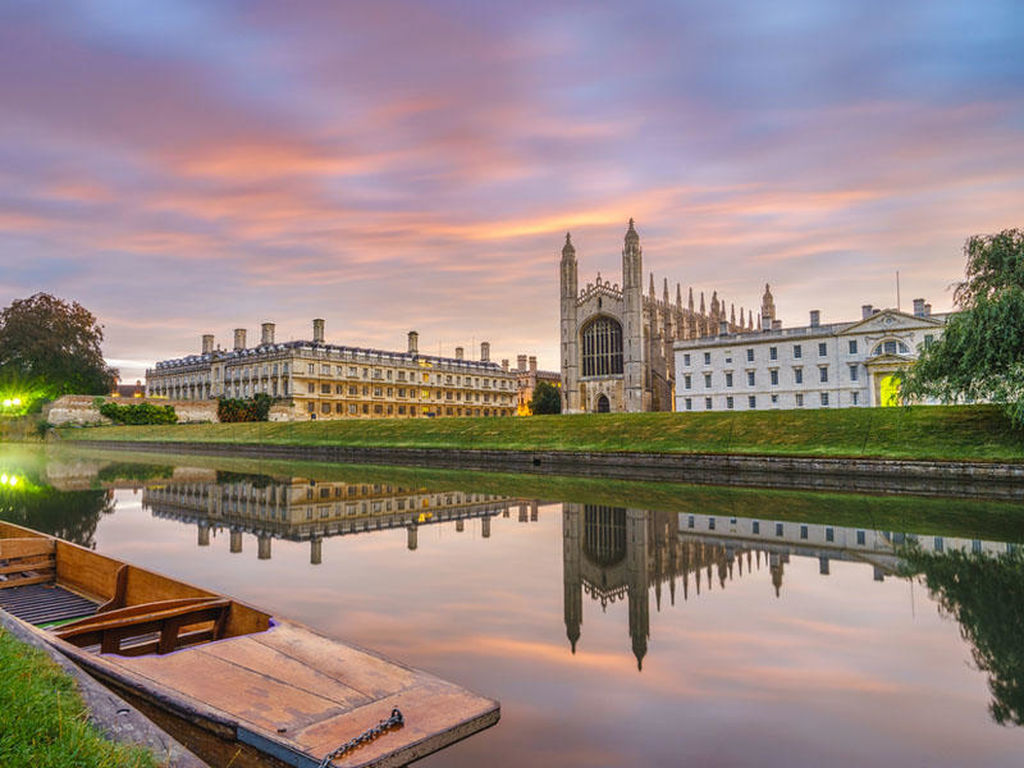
560,219,748,413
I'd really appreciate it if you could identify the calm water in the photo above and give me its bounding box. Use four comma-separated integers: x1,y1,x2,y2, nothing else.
2,446,1023,767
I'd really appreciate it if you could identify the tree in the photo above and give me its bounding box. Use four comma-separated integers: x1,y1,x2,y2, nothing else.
0,293,118,401
901,229,1024,428
529,381,562,414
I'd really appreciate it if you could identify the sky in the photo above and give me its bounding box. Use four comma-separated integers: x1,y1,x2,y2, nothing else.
1,0,1023,382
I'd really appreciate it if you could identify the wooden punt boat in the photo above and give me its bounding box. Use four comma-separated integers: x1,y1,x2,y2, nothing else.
0,521,499,767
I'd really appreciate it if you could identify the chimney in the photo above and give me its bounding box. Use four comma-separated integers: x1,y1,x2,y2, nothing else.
772,319,782,330
518,354,528,371
862,304,873,320
455,346,464,360
233,328,247,351
529,356,537,373
501,359,509,372
480,341,491,362
261,322,275,345
761,315,771,331
913,298,925,317
809,310,820,328
924,303,932,316
407,330,419,355
719,320,729,335
312,318,325,344
202,334,214,355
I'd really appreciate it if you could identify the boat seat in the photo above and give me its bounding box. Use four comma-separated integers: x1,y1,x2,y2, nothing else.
56,597,232,656
0,538,56,589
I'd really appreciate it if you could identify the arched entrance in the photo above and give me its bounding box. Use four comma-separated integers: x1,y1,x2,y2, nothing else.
596,394,610,413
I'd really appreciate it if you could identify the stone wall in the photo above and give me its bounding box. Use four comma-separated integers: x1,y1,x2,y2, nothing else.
44,395,219,426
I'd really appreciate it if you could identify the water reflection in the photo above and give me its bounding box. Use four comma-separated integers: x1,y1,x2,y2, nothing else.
142,473,517,562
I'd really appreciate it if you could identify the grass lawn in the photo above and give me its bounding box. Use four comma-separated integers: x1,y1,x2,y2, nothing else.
59,404,1024,462
0,627,158,768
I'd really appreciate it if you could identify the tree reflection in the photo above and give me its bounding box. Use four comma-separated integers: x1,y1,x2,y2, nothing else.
904,548,1024,726
0,481,112,549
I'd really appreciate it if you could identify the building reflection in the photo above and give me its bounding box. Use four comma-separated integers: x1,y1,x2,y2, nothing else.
563,504,1019,670
143,477,519,563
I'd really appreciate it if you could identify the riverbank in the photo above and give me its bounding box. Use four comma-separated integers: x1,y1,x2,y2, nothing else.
58,405,1023,461
0,616,199,768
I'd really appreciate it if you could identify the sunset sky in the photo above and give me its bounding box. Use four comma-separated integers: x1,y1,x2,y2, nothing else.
2,1,1022,381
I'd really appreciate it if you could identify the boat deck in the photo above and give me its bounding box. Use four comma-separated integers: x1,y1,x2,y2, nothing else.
0,583,99,626
102,620,498,767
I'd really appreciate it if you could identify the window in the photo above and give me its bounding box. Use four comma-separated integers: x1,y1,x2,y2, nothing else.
873,339,910,355
771,394,778,404
793,344,802,359
684,375,692,390
307,382,315,393
726,396,734,409
770,369,779,386
705,397,712,410
800,525,808,540
685,398,692,411
704,373,712,388
308,364,315,374
748,395,756,409
818,342,827,356
708,517,716,530
820,392,829,406
825,527,834,542
581,317,624,376
320,402,330,414
795,393,804,407
856,530,866,545
752,521,760,534
321,383,330,394
848,340,858,354
725,372,733,387
348,404,357,414
776,523,784,537
769,346,777,361
924,334,935,348
747,371,755,386
852,391,859,405
819,367,828,383
746,348,754,362
683,353,691,366
794,368,803,384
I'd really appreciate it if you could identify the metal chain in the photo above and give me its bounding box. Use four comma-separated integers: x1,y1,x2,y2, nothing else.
317,707,404,767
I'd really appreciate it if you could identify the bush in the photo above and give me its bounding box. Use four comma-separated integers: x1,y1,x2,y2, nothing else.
217,393,274,423
98,402,177,425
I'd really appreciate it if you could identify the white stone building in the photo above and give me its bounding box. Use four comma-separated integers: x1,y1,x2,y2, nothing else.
673,287,950,412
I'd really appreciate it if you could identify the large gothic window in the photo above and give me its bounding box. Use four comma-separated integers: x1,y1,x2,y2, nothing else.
581,317,623,377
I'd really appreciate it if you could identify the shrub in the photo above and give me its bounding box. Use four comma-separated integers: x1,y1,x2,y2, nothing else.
217,393,274,423
98,402,177,425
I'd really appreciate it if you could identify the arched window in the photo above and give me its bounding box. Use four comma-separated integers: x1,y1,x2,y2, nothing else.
872,339,910,355
583,505,626,567
581,317,623,376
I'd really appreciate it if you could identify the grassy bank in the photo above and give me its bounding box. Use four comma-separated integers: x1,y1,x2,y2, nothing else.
0,627,157,768
59,405,1023,462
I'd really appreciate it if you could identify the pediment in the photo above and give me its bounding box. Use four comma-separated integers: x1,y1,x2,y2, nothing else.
839,309,943,335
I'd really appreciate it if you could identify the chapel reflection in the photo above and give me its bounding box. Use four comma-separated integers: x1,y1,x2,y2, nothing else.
143,475,519,563
563,504,1019,671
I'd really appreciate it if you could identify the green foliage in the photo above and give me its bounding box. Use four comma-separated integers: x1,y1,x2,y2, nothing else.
902,547,1024,726
0,293,118,399
902,229,1024,429
98,402,177,426
0,629,158,767
217,393,274,423
529,381,562,415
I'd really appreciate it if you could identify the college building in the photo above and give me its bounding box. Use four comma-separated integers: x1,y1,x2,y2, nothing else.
560,219,750,413
146,320,517,419
673,287,950,412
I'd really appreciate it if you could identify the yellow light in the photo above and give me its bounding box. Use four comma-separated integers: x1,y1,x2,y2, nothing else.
1,399,10,407
0,474,8,485
11,398,21,406
7,476,15,487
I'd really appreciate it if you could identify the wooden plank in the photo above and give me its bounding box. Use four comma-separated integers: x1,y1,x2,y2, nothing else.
0,555,54,575
252,623,418,699
200,635,373,710
98,564,129,613
0,539,55,559
108,647,352,734
291,679,499,768
0,572,54,589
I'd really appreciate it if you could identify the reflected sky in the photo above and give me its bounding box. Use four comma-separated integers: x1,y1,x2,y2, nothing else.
1,448,1022,767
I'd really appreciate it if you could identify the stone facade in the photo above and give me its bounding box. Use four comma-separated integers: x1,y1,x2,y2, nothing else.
674,291,950,411
146,323,516,420
560,220,747,413
43,395,222,426
513,354,561,415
